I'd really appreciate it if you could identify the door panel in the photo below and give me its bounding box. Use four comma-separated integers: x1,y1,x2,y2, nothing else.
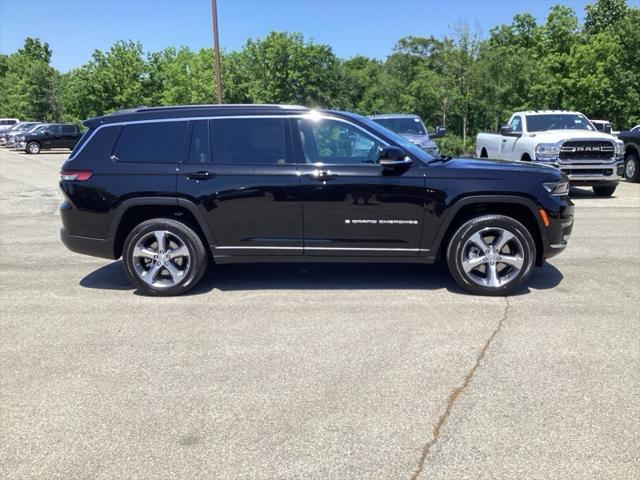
177,118,303,256
293,117,426,256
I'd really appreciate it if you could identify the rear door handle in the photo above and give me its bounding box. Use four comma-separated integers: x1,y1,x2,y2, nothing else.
306,169,336,181
186,171,215,180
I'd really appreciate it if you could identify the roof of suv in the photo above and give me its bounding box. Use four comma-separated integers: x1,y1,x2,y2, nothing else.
84,104,310,128
368,113,421,119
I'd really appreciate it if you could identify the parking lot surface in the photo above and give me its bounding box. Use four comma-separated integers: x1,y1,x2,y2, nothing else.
1,148,639,479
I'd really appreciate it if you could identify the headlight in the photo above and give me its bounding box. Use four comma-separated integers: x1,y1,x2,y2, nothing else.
543,181,569,195
535,143,561,161
615,141,624,157
17,136,25,141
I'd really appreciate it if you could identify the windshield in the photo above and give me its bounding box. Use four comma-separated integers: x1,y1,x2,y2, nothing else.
345,113,435,162
372,117,427,136
526,114,595,132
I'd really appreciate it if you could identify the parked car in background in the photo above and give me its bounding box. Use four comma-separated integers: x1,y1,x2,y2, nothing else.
3,122,43,147
17,123,81,154
59,104,574,297
0,118,20,133
0,121,38,146
590,119,613,134
369,113,445,157
476,110,625,197
617,125,640,182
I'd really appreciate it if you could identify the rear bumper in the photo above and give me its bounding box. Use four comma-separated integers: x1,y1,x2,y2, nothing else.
60,228,115,259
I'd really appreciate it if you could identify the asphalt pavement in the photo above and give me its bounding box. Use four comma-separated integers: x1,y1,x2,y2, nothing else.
1,148,638,479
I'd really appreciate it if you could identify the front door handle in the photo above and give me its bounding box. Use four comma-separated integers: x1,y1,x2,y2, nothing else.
306,169,336,181
186,171,215,180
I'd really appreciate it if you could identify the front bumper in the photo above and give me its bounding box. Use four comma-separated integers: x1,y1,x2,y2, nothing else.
540,198,574,262
544,159,624,183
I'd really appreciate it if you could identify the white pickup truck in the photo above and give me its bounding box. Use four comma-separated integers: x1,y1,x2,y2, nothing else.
476,111,625,196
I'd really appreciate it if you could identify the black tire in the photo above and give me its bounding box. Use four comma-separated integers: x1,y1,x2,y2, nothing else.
521,154,532,161
446,214,536,296
480,148,488,158
122,218,208,296
624,153,639,183
26,141,41,154
592,185,617,197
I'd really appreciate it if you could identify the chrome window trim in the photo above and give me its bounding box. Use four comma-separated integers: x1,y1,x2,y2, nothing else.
68,113,390,162
213,246,423,252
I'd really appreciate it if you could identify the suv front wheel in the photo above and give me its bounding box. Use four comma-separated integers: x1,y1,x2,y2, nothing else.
447,214,536,296
123,218,208,296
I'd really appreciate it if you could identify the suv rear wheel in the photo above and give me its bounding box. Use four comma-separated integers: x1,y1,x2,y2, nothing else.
122,218,208,296
447,214,536,296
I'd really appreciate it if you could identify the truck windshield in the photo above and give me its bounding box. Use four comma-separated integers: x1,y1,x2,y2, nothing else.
526,114,595,132
372,117,426,135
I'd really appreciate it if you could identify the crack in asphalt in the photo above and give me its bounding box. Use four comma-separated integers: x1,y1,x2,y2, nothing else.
410,297,511,480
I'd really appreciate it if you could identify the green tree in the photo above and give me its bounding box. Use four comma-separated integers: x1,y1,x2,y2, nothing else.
585,0,629,34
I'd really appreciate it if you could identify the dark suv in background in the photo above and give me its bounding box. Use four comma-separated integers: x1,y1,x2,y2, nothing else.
60,104,574,296
18,123,81,154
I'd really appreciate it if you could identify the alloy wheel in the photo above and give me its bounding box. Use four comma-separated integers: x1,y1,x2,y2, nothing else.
132,230,191,289
460,226,525,288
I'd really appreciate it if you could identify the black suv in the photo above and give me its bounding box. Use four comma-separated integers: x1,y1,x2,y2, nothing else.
60,105,574,296
18,123,81,154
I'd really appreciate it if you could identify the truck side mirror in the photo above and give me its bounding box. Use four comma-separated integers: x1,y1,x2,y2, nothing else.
379,146,412,168
431,126,446,138
500,125,521,138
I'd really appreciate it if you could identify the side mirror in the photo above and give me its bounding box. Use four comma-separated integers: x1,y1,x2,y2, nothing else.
500,125,521,137
379,146,412,167
431,126,446,138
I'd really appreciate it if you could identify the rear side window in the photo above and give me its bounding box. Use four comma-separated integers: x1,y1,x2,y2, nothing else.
114,121,187,163
61,124,76,134
72,125,122,160
210,118,286,165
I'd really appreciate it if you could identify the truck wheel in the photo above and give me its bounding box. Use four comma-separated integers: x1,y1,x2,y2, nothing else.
592,185,617,197
446,214,536,296
122,218,208,296
26,142,41,154
480,148,488,158
624,153,639,182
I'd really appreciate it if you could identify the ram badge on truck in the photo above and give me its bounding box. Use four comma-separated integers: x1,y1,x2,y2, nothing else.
476,111,625,197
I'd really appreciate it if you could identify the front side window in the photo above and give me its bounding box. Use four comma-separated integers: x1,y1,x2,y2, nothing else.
210,118,286,165
113,121,187,163
296,118,383,165
509,116,522,132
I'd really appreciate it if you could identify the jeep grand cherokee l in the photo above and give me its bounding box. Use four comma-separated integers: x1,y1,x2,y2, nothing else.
60,105,574,296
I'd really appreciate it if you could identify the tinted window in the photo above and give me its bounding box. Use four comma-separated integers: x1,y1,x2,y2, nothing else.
372,117,426,135
114,121,187,163
210,118,286,165
0,120,17,126
296,118,383,165
61,124,76,134
189,120,210,163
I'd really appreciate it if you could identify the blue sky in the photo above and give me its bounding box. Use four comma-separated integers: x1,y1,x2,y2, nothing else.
0,0,604,72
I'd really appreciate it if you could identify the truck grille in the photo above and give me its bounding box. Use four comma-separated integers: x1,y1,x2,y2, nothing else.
559,141,614,161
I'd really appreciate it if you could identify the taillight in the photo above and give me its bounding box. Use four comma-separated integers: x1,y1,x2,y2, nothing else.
60,170,92,181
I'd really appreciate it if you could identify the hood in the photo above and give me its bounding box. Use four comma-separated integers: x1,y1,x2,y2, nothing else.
428,156,564,181
526,129,618,143
400,132,437,149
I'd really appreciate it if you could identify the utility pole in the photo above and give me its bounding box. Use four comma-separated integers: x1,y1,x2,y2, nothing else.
210,0,223,103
